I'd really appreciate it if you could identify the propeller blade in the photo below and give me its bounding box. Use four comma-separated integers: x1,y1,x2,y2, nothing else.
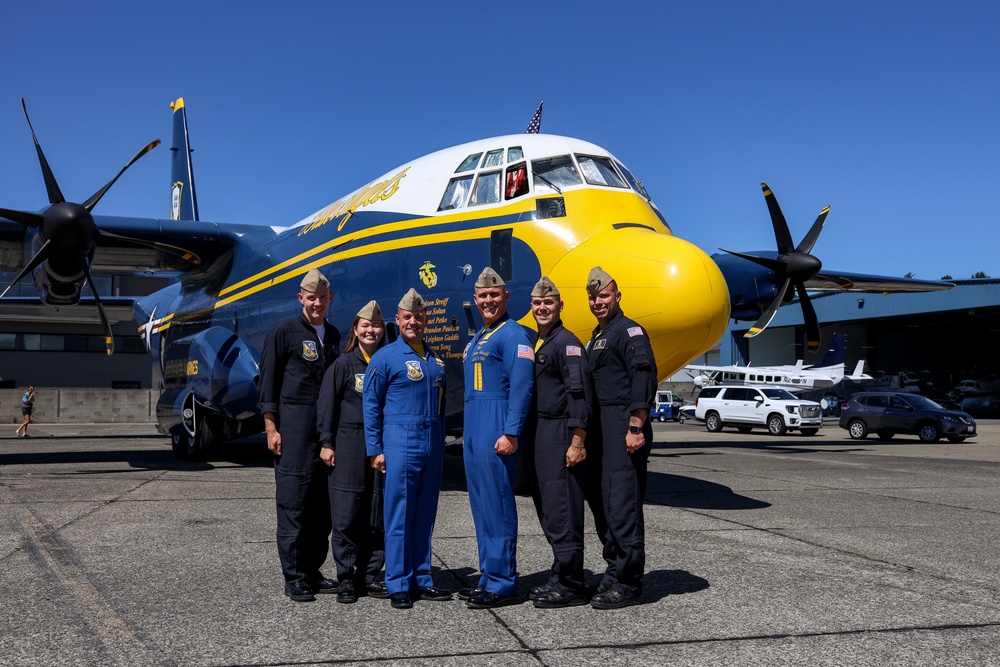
79,255,114,355
82,139,162,212
796,206,830,254
744,277,791,339
0,207,43,228
0,239,53,300
719,248,785,272
21,99,65,205
795,282,822,354
97,228,201,265
761,183,794,254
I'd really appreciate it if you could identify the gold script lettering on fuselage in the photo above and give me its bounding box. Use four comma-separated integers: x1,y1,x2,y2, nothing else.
298,167,410,237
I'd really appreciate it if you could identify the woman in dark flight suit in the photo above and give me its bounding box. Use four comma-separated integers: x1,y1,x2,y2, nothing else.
317,300,388,603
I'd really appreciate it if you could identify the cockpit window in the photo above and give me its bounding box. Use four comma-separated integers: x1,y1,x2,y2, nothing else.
470,170,502,206
577,155,627,188
507,146,524,162
482,149,504,168
439,175,473,210
613,159,649,197
505,162,528,200
532,155,581,192
456,153,482,173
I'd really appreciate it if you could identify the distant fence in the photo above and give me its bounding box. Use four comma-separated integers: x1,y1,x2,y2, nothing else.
0,388,157,424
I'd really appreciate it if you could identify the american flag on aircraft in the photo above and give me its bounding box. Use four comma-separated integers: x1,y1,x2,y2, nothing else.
524,101,543,134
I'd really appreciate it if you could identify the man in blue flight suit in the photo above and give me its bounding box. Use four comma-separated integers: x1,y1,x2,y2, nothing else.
524,276,593,608
460,267,534,609
258,268,341,602
585,266,657,609
363,288,452,609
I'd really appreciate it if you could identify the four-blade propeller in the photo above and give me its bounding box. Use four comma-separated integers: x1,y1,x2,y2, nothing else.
0,99,198,355
720,183,830,354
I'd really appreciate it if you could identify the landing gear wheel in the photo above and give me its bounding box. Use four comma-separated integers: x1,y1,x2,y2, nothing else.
186,417,217,459
171,431,188,458
767,415,787,436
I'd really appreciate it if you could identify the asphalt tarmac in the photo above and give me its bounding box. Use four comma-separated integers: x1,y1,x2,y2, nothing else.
2,420,999,666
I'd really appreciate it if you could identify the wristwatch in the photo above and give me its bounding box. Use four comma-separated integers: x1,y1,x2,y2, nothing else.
628,424,642,435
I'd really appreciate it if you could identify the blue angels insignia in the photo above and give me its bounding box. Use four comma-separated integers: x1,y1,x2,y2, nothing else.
302,340,319,361
406,360,424,381
354,373,365,393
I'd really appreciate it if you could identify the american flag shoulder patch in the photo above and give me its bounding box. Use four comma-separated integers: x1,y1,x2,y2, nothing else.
517,344,535,361
566,345,582,357
627,327,644,337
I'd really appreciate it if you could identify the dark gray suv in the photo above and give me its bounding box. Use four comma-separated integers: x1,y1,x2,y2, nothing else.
838,392,977,443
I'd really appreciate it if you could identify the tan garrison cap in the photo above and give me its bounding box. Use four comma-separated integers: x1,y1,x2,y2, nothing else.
530,276,560,298
356,300,383,322
474,267,506,289
397,288,426,311
586,266,615,295
300,268,330,293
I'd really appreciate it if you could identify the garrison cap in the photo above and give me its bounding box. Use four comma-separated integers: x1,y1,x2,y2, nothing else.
530,276,560,298
356,300,383,322
586,266,615,295
397,288,426,311
300,268,330,293
474,267,506,289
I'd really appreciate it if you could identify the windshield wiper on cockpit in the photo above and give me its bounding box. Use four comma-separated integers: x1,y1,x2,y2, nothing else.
534,172,563,195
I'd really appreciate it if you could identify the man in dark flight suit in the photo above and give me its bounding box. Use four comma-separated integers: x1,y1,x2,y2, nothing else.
585,266,657,609
524,276,593,608
258,268,341,602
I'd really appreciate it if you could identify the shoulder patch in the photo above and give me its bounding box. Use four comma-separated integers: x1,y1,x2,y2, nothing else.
517,344,535,361
627,327,644,337
566,345,582,357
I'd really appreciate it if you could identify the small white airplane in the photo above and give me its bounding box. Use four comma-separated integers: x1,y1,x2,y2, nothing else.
685,334,871,393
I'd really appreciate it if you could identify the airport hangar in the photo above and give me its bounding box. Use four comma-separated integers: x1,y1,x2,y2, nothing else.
694,279,1000,386
1,273,998,390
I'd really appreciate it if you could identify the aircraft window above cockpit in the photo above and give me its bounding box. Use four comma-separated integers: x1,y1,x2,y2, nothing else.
482,149,504,168
531,155,582,192
505,163,528,200
439,175,473,210
507,146,524,162
456,153,482,173
577,155,628,188
470,170,502,206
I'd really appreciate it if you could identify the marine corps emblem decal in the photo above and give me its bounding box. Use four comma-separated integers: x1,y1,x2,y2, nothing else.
418,261,438,289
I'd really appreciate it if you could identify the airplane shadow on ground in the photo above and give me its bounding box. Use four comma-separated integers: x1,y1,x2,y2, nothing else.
0,435,275,472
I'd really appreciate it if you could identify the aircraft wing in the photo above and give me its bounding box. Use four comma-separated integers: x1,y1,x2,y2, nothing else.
804,271,953,293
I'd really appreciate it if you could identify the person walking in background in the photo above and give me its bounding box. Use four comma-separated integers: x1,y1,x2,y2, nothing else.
16,385,34,438
317,300,389,604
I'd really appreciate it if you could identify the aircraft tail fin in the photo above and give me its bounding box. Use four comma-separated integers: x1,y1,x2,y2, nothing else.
813,333,846,368
169,98,200,221
847,360,871,380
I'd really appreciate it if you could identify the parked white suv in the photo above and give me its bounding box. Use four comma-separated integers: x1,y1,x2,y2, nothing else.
694,386,823,436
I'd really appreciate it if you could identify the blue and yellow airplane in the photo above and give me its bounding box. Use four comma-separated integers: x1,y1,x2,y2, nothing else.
0,99,951,456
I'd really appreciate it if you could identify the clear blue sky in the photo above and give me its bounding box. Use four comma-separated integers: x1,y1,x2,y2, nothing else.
3,0,996,281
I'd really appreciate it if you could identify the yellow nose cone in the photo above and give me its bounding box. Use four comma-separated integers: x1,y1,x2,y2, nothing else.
545,228,731,379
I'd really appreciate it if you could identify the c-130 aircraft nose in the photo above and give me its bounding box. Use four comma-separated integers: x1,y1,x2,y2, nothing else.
542,226,731,379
